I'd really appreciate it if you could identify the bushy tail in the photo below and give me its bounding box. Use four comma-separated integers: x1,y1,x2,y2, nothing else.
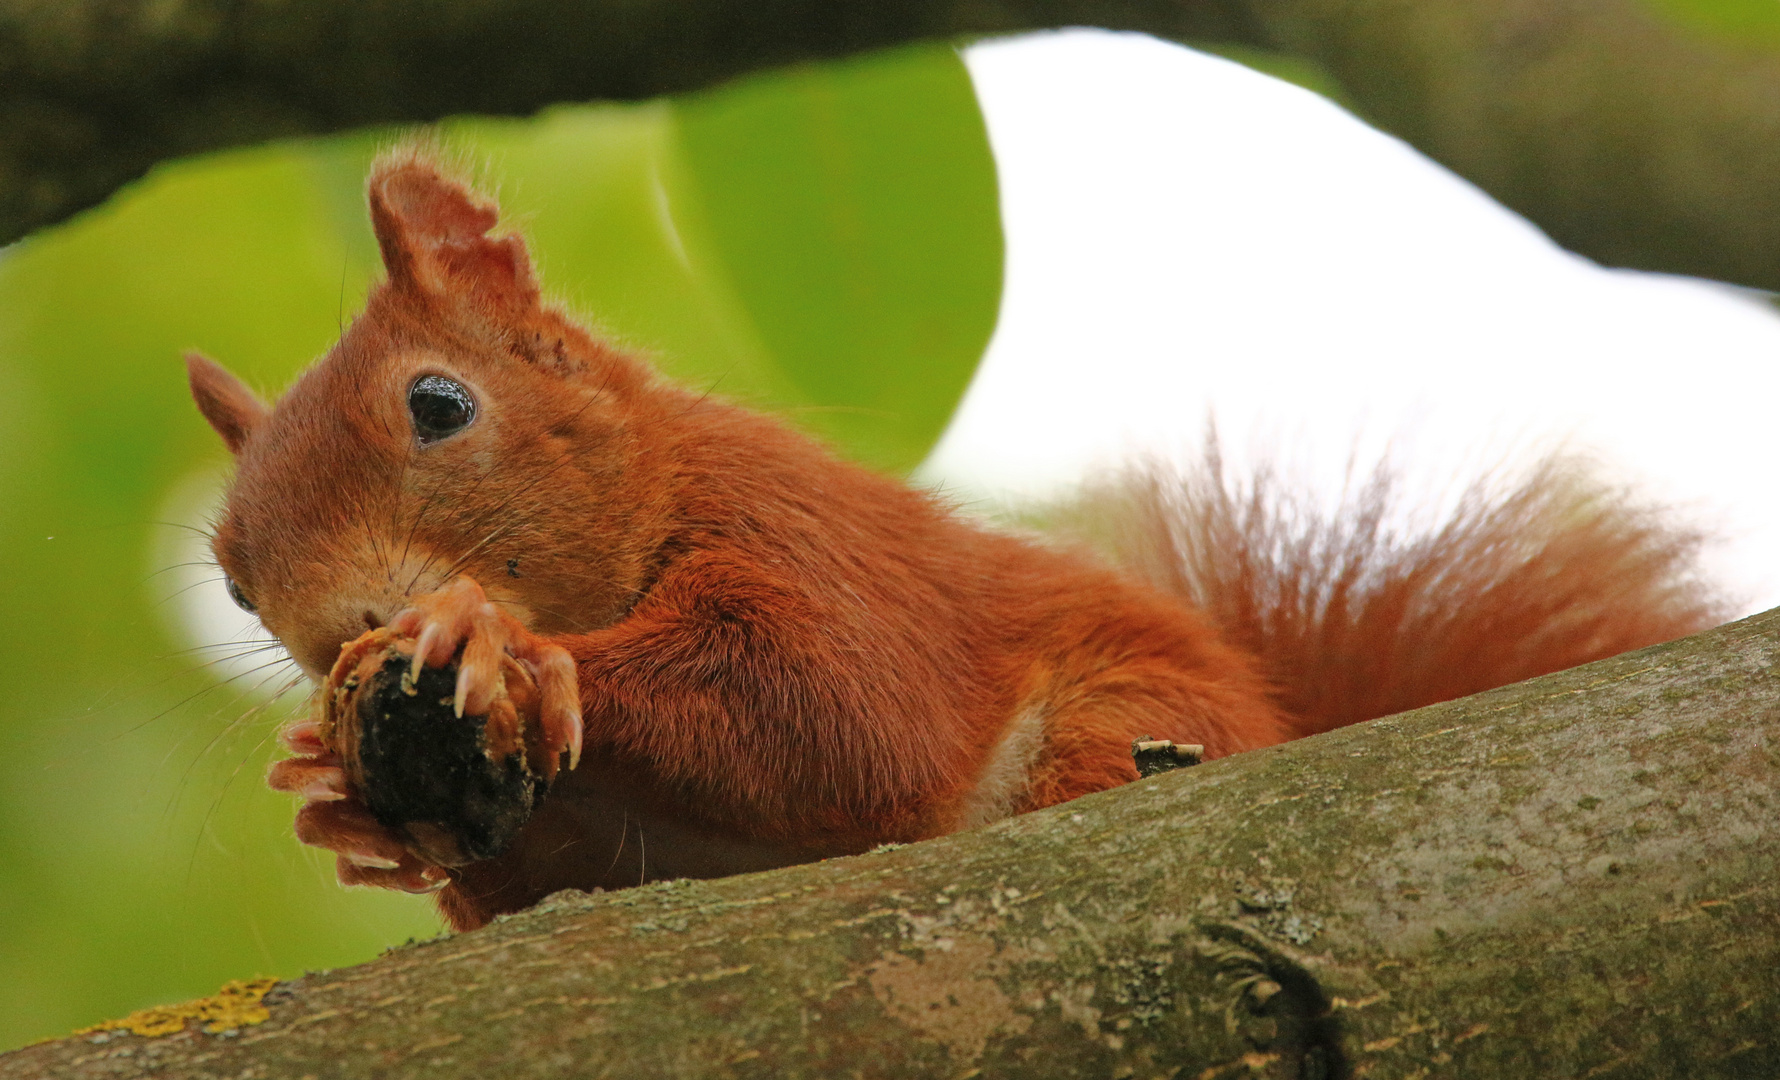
1041,445,1727,736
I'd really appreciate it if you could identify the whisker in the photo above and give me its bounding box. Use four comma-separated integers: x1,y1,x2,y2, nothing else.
143,560,227,583
158,639,287,660
431,449,588,584
150,575,233,607
605,810,629,877
397,465,465,592
152,659,304,814
141,519,219,540
404,459,507,594
176,672,309,881
166,663,301,801
118,652,304,738
402,388,612,597
487,596,601,635
672,364,737,423
185,646,293,672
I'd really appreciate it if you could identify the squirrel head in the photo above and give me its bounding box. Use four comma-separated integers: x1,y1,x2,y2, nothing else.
188,152,679,679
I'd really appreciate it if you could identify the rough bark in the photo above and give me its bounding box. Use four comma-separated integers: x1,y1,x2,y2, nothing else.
6,606,1775,1079
3,0,1780,293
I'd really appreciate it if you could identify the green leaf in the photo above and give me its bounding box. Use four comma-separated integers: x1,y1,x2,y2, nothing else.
1639,0,1780,49
672,43,1004,471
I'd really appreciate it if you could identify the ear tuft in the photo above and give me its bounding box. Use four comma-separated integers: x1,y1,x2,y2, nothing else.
187,352,269,455
367,150,540,310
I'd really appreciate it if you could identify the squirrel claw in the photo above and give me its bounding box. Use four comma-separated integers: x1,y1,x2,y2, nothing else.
409,620,446,685
343,851,401,870
393,575,584,771
267,756,348,800
409,868,453,894
295,798,415,871
531,647,583,770
279,719,327,756
283,781,455,894
337,854,451,893
392,577,516,718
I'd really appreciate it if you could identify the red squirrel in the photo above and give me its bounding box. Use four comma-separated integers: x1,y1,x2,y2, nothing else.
186,153,1721,932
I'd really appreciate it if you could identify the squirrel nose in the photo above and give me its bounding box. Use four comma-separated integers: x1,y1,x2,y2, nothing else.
362,609,385,630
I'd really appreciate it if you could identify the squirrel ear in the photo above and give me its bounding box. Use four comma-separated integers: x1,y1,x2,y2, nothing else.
187,352,268,455
367,155,540,310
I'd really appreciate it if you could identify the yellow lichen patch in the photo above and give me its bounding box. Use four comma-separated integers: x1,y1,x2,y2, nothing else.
77,977,280,1038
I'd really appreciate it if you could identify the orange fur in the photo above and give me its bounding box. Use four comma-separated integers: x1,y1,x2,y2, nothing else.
1043,446,1725,736
190,155,1720,931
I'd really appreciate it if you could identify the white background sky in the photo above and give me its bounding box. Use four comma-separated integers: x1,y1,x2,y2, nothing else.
924,30,1780,614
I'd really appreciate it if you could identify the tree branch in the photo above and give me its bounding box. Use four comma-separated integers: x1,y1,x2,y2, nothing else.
1221,0,1780,296
5,0,1780,292
0,0,1184,246
8,608,1775,1078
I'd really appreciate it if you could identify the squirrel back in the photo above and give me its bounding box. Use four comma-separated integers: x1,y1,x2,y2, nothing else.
1043,445,1724,737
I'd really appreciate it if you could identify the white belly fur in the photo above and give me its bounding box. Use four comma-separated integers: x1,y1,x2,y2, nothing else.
957,705,1047,829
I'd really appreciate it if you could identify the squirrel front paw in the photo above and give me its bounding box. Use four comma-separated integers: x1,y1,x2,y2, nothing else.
389,576,583,772
266,577,581,893
266,722,450,893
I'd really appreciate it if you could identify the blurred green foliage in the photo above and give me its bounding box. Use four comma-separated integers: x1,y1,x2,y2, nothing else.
0,42,999,1049
1641,0,1780,47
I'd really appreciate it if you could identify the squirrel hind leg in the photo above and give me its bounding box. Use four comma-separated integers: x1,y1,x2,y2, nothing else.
1014,697,1286,813
986,653,1295,818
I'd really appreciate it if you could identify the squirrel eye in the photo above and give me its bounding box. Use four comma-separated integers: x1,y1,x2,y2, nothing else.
224,575,256,614
408,375,477,444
